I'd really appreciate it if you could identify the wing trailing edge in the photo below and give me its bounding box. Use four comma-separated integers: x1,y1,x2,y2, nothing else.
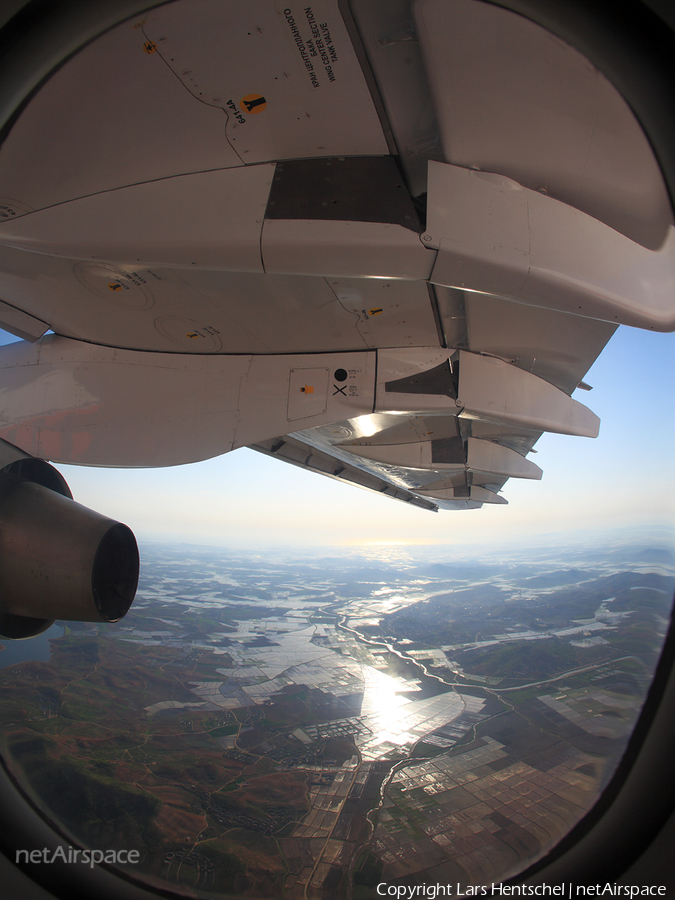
250,435,440,512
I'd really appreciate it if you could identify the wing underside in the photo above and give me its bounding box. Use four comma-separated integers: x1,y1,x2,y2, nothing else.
251,287,616,510
0,0,671,514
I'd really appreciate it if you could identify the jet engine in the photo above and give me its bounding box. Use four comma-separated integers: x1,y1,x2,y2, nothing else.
0,440,138,639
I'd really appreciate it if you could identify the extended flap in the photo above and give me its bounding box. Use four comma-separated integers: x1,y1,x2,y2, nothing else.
424,161,675,331
456,351,599,437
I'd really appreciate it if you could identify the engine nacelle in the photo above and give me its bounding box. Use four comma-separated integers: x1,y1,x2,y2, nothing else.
0,441,139,639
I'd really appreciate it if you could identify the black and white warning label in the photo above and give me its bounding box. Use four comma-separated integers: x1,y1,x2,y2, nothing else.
281,6,340,88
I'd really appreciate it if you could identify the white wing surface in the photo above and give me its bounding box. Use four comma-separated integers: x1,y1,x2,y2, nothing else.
0,0,672,516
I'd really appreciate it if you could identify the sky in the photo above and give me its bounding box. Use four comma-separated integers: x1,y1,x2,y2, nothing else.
1,322,672,551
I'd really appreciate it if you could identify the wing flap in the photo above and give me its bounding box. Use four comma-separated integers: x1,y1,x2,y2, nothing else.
250,435,439,512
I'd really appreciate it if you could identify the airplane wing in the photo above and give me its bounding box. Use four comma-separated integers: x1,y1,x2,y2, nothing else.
251,432,440,512
251,291,615,510
0,0,673,630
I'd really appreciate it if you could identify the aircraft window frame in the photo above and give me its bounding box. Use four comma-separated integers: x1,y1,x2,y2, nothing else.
0,0,674,896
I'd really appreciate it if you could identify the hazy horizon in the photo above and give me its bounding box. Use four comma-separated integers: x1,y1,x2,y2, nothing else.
132,522,675,565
